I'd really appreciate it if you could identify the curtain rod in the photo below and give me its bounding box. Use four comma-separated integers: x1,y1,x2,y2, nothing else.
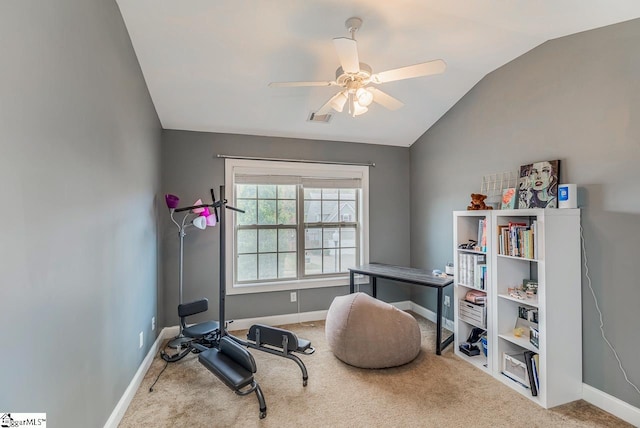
216,154,375,167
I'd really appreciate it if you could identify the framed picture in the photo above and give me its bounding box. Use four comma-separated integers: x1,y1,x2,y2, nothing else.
518,160,560,208
500,188,517,210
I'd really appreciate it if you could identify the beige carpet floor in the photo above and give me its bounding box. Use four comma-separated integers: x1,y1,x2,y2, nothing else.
119,313,630,427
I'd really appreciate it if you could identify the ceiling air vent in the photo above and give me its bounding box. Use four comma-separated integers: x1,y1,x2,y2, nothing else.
308,112,332,123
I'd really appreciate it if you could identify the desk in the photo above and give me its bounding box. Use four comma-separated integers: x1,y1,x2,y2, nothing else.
349,263,454,355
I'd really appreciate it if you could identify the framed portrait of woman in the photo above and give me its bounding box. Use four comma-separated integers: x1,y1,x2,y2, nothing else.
518,160,560,209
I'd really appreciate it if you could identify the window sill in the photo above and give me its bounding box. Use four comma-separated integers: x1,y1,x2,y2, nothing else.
227,275,368,295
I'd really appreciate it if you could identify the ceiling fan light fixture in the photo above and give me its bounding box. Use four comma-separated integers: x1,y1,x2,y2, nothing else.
352,101,368,117
330,91,348,112
356,87,373,107
268,17,444,120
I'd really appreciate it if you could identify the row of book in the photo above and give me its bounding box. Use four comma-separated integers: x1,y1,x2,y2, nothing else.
458,253,486,290
497,221,537,258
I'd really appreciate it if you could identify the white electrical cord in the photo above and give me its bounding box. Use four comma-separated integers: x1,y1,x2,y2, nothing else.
581,225,640,396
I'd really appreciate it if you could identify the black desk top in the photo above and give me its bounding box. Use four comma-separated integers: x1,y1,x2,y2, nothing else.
349,263,453,288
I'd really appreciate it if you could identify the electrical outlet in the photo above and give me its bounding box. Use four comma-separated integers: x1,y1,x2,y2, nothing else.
290,291,297,303
151,317,156,331
139,331,144,349
444,296,451,307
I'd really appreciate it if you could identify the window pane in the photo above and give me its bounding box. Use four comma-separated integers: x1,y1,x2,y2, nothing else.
257,200,276,225
340,248,356,272
304,188,322,200
322,201,338,222
304,200,322,223
323,188,339,200
237,254,257,281
341,227,356,247
277,200,296,225
323,228,339,248
340,189,356,200
323,249,338,273
258,253,277,279
305,227,322,250
278,252,297,278
340,201,356,222
278,229,296,252
258,185,276,199
236,199,257,225
278,185,296,199
304,249,322,275
237,184,257,198
258,229,277,253
237,229,257,254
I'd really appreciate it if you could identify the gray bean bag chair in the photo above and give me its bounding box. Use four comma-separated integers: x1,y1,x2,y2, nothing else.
325,292,421,368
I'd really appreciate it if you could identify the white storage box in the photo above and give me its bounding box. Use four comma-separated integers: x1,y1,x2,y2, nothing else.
458,300,486,328
502,352,528,387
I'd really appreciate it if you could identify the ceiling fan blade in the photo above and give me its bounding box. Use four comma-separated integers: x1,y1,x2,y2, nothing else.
333,37,360,73
268,81,335,87
316,91,348,115
371,59,446,84
367,87,404,111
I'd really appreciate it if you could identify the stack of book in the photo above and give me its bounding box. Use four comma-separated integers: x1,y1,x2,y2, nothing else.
458,253,486,290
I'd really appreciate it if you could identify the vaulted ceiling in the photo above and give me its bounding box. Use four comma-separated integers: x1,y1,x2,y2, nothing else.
116,1,640,147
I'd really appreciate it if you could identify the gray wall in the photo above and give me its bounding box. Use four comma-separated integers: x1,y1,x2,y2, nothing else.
410,19,640,408
161,131,410,326
0,1,161,426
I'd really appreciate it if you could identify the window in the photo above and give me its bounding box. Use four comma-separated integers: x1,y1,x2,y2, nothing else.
225,159,369,294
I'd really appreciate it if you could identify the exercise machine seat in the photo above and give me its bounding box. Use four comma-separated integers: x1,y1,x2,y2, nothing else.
178,298,220,339
198,336,267,418
199,337,256,390
325,292,421,369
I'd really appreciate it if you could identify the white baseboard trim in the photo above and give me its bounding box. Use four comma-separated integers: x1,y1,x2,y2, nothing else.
226,310,328,331
405,300,455,332
103,327,167,428
582,383,640,427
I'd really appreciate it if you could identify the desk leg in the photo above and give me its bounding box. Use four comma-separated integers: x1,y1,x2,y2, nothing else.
349,271,355,294
436,287,443,355
437,285,455,355
372,276,377,298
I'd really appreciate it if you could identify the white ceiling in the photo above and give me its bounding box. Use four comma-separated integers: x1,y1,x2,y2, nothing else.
116,1,640,147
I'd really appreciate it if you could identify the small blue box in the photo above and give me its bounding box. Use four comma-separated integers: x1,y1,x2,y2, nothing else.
481,337,488,356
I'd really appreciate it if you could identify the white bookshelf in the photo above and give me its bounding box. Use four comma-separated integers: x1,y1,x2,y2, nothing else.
454,208,582,409
453,211,491,374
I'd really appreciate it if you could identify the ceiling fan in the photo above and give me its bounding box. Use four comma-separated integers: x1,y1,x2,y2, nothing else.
268,17,446,117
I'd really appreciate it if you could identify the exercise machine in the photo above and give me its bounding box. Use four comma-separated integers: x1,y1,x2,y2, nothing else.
158,187,314,418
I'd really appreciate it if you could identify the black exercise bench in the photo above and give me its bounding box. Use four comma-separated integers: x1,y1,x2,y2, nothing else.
195,336,267,419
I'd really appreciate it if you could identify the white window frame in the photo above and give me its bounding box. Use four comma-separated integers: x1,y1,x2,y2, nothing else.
225,158,369,295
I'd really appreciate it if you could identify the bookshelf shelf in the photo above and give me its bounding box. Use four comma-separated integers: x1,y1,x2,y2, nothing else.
497,254,538,262
453,208,582,409
497,293,539,308
498,333,538,353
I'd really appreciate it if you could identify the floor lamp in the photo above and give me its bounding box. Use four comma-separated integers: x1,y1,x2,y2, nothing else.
165,194,217,348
